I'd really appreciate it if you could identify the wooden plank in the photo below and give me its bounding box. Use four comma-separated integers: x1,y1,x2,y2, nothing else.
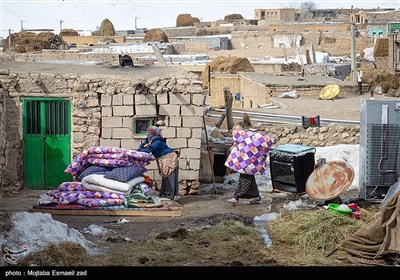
152,45,167,66
31,207,182,217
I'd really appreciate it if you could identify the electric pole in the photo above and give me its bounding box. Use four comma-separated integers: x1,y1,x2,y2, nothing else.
350,23,357,82
135,17,139,30
8,29,11,53
20,20,26,31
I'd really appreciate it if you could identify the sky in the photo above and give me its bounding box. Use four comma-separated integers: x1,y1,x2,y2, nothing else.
0,0,399,38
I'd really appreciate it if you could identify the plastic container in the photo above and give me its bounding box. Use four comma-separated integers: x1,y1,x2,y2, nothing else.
328,203,352,216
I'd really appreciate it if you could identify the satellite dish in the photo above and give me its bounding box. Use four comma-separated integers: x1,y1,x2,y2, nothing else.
319,84,340,100
306,161,354,200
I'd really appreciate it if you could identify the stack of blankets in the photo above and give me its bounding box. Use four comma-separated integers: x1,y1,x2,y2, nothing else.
44,146,159,208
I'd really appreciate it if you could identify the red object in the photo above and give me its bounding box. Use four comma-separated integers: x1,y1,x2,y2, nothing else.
350,211,360,220
347,203,360,212
309,117,315,124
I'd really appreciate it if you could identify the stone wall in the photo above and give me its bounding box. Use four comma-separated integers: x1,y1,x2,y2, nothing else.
0,85,23,194
0,88,6,195
200,124,360,182
161,26,196,37
0,70,206,193
266,84,357,97
266,124,359,147
14,51,121,64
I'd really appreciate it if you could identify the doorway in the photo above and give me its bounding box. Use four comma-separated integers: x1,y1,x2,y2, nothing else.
23,98,72,189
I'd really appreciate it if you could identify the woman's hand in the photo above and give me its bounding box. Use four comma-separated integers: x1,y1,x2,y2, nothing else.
143,143,150,148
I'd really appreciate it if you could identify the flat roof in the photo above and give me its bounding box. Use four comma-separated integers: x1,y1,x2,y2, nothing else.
241,72,355,87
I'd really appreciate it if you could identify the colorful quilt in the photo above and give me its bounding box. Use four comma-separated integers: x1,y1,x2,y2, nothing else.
47,183,125,207
65,146,154,178
225,130,273,175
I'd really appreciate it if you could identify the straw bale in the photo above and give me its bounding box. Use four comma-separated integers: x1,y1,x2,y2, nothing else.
373,38,388,57
192,17,200,24
363,68,399,93
143,29,169,42
60,29,78,36
4,31,68,53
176,14,194,27
100,18,115,36
224,14,243,20
200,56,254,89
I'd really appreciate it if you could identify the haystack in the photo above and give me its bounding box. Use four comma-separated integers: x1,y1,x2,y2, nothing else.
363,69,399,94
143,29,169,42
192,17,200,24
224,13,243,20
100,18,115,36
373,38,388,57
60,29,78,36
3,31,68,53
176,14,194,27
200,56,254,89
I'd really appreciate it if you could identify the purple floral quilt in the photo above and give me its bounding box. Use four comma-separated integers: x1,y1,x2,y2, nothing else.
65,146,154,178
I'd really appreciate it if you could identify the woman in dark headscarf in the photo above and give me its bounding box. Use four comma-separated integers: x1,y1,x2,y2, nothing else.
139,126,179,200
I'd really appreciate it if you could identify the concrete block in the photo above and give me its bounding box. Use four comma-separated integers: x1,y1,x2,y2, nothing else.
113,106,134,116
101,95,112,106
102,117,122,128
113,94,123,105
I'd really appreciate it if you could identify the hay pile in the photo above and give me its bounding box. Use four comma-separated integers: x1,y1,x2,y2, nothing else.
176,13,194,27
224,13,243,20
60,29,78,36
21,243,90,266
3,31,68,53
266,209,370,265
143,29,169,42
363,68,399,94
99,18,115,36
200,56,254,89
192,17,200,24
374,38,388,57
324,37,336,44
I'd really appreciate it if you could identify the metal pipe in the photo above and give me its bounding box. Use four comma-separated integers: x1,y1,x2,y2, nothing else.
211,108,360,125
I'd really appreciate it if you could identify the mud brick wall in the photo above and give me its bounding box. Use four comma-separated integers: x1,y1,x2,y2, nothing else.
0,70,206,193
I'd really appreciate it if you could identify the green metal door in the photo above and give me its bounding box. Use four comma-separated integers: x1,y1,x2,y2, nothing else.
23,98,72,189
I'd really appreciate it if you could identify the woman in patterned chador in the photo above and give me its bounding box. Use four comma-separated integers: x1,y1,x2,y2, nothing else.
225,125,274,206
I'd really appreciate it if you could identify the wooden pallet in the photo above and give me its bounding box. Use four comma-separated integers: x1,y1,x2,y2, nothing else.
31,204,182,217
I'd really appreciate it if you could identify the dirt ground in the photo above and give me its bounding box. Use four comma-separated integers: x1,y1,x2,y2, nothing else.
0,180,369,268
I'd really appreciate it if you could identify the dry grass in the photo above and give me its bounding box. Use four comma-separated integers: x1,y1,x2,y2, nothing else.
176,14,194,27
21,243,90,266
99,18,115,36
362,68,399,93
60,29,78,36
374,38,388,57
18,208,378,267
267,209,370,266
200,56,254,89
143,29,169,43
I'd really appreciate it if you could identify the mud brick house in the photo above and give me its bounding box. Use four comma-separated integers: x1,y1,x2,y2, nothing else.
0,62,206,194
